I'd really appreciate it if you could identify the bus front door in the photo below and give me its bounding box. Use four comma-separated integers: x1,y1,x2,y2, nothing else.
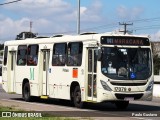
87,48,98,101
8,51,16,93
41,49,50,98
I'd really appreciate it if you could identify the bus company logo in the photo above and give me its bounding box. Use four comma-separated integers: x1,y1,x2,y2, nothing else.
1,112,42,118
2,112,11,117
128,88,131,91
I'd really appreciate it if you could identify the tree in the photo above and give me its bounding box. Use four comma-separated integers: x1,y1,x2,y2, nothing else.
0,44,4,50
153,54,160,75
16,32,36,40
151,42,160,75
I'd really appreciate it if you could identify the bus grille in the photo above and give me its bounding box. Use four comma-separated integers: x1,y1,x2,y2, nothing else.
115,93,143,100
110,82,147,86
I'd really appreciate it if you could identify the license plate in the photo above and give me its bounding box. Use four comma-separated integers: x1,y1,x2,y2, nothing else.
124,97,134,101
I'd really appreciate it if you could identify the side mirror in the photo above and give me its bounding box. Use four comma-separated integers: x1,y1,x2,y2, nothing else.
97,49,102,61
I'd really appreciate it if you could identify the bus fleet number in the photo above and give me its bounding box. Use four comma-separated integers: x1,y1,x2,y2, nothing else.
114,87,127,92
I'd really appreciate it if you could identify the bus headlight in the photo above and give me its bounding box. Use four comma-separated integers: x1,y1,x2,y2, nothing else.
146,81,154,91
100,80,112,91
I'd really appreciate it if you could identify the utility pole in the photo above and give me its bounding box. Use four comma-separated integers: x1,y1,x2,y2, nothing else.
119,22,133,34
77,0,80,34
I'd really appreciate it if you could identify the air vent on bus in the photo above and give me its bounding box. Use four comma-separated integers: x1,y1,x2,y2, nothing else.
110,82,147,86
115,93,143,100
35,36,49,39
80,32,98,35
51,34,63,37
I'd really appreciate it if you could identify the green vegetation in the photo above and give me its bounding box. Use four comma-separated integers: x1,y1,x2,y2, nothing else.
153,54,160,75
0,105,17,111
0,44,4,50
151,43,160,75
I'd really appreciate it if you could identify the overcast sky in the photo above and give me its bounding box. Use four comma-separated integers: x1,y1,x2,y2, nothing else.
0,0,160,42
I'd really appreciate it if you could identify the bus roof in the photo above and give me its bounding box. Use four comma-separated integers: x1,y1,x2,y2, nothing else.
4,32,150,46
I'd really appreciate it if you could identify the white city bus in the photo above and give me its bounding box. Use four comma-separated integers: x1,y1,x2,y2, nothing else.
2,32,153,109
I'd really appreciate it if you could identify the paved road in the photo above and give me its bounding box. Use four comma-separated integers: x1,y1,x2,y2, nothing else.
0,85,160,120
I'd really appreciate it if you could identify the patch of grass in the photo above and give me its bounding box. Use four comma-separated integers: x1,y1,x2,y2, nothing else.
0,106,15,111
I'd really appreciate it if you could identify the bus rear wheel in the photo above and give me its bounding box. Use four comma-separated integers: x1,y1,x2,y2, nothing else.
23,82,31,102
73,86,84,108
115,101,129,109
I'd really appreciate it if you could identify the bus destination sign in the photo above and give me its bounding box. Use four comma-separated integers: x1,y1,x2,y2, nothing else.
101,37,150,46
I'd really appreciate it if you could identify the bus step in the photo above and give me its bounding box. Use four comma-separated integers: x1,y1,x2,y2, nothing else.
40,96,49,99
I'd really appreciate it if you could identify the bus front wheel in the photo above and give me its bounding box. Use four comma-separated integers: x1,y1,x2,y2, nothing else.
23,82,31,102
73,86,83,108
115,101,129,109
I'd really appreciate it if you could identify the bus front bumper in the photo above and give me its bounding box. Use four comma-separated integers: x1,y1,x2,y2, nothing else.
97,88,152,102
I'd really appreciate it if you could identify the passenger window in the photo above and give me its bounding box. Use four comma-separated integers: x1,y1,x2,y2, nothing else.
67,42,83,66
52,43,67,66
27,45,39,66
3,46,8,66
17,45,27,66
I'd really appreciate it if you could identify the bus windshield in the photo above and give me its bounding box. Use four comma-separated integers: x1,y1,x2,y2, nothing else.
101,47,152,80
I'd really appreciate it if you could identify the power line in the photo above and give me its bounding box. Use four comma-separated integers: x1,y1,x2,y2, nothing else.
1,0,160,33
78,17,160,33
38,22,160,35
134,24,160,31
31,16,160,34
0,0,22,6
127,17,160,23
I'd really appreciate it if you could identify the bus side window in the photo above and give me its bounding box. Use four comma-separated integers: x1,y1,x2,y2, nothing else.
17,45,27,66
67,42,83,66
52,43,67,66
27,45,39,66
3,46,8,66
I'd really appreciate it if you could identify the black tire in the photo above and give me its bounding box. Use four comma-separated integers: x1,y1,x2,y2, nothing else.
23,82,31,102
115,101,129,110
73,86,84,108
